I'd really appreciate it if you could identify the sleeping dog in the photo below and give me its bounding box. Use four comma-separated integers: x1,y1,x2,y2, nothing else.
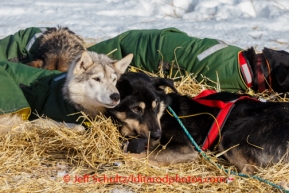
109,72,289,174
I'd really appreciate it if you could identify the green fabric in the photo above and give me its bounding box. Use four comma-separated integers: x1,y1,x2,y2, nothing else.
25,73,81,123
0,61,30,114
0,60,80,123
0,27,83,123
0,27,248,92
0,27,44,63
0,60,60,114
89,28,248,92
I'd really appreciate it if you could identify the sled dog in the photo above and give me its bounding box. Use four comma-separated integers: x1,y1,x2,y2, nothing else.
27,26,86,72
0,51,133,134
109,72,289,174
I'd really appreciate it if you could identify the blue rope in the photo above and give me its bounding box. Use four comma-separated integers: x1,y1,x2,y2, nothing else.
167,106,289,193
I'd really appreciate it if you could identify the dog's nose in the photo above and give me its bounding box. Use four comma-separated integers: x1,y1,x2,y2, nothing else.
150,130,161,140
110,93,120,102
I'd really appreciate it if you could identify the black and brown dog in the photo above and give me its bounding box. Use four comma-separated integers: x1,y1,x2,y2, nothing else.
108,72,289,174
243,47,289,93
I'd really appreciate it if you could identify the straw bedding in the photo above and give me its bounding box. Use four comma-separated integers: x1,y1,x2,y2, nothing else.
1,62,289,193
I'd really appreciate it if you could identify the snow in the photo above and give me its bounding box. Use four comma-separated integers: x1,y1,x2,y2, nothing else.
1,0,289,52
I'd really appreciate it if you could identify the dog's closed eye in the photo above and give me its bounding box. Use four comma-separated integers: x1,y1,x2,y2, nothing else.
131,106,143,114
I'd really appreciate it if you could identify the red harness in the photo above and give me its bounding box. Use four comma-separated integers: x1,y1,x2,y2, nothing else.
191,90,260,151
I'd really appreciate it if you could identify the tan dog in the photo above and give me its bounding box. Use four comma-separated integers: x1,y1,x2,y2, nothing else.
27,26,86,72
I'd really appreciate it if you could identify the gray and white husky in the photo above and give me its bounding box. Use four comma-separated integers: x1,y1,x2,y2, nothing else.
0,51,133,134
63,51,133,116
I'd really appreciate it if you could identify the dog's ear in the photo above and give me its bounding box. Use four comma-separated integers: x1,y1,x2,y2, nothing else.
263,47,289,92
114,54,133,76
274,65,289,91
73,51,93,75
151,77,178,93
116,78,133,99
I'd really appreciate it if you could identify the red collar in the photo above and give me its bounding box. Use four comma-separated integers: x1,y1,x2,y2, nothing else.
256,54,266,92
191,90,259,151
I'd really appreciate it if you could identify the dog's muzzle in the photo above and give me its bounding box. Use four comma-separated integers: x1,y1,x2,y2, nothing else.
110,93,120,104
150,130,161,140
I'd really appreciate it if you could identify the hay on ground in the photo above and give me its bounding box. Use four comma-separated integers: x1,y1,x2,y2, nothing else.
1,73,289,193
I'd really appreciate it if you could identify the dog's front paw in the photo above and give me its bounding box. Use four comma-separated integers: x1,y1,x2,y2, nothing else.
125,138,148,154
129,151,147,159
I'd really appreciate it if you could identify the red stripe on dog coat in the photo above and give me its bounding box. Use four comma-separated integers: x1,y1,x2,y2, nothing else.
191,90,259,151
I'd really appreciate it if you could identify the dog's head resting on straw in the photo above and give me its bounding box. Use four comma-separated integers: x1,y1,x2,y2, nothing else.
108,72,177,141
